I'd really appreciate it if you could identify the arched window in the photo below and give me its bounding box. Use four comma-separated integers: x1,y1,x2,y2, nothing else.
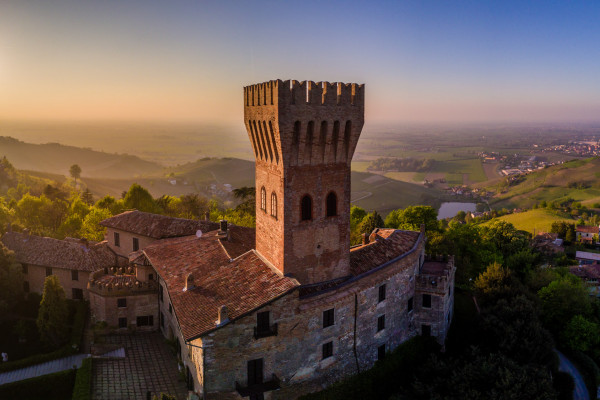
271,192,277,218
260,187,266,211
326,192,337,217
301,195,312,221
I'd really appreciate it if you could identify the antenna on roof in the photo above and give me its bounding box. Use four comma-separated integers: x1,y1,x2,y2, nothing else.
196,230,202,238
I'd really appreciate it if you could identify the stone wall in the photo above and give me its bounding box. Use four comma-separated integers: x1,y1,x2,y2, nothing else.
89,289,159,332
104,227,156,258
23,264,91,300
198,238,426,399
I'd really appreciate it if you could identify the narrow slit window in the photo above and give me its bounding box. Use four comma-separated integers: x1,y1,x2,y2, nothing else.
344,120,352,160
301,195,312,221
260,187,266,211
326,192,337,217
271,192,277,218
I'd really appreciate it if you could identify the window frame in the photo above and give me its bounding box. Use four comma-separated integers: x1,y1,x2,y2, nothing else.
132,237,139,252
326,192,337,217
378,284,386,303
45,267,52,277
270,192,277,218
423,294,432,309
71,270,79,281
117,298,127,308
322,341,333,359
118,317,127,329
377,315,385,332
114,231,120,247
301,194,313,221
323,308,335,328
260,187,266,211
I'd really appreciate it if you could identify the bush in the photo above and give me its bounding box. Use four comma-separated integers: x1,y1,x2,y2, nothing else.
553,371,574,400
0,369,76,400
72,357,93,400
0,345,75,373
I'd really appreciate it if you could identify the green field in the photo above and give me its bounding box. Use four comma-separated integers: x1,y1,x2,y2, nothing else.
481,208,575,234
489,157,600,209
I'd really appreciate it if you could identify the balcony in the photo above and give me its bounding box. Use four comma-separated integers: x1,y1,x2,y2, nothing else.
236,374,281,397
253,323,278,339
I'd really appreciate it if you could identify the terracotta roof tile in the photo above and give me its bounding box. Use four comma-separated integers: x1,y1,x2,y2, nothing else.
2,232,117,272
577,226,599,234
350,229,421,276
570,265,600,280
100,210,219,239
144,231,297,340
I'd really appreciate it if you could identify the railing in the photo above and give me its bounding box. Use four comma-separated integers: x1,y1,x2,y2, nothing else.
235,374,281,397
253,323,278,339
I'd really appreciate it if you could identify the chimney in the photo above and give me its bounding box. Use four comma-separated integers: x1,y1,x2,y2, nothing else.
216,305,229,326
362,233,368,245
205,211,210,221
183,273,195,292
220,220,228,233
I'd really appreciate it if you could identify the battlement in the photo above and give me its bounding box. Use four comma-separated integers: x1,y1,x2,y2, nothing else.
244,80,364,108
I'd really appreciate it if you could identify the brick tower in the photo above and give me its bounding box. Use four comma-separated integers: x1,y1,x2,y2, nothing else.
243,80,364,284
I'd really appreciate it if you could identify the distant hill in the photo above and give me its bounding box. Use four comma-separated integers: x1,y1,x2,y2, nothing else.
0,136,163,179
481,208,575,234
486,157,600,209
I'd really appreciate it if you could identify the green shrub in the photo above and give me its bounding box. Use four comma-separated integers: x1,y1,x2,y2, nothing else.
0,369,76,400
0,345,75,373
72,357,93,400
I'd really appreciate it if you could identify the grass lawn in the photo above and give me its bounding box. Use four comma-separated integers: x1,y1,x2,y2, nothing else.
383,171,417,182
351,161,371,172
481,208,575,234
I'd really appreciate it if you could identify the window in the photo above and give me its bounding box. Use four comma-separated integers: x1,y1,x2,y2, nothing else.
114,232,120,247
301,195,312,221
422,324,431,337
117,298,127,308
160,312,165,328
247,358,263,386
169,303,172,314
46,267,52,277
22,264,28,274
257,311,270,333
377,315,385,332
423,294,431,308
260,187,266,211
159,284,164,302
270,192,277,218
148,273,154,281
72,288,83,300
378,284,386,302
71,270,79,281
323,308,335,328
322,341,333,359
132,237,139,252
326,192,337,217
118,318,127,328
137,315,154,326
407,297,414,312
23,281,29,293
378,344,386,361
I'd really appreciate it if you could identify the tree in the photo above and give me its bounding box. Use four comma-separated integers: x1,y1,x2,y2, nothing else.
123,183,159,213
0,243,24,318
358,211,385,238
80,207,112,241
561,315,599,352
384,206,438,232
69,164,82,183
505,249,539,280
538,276,592,334
474,262,513,300
37,275,69,347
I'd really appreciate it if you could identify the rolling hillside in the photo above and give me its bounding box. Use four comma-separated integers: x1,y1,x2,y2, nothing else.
481,208,575,234
0,136,163,179
487,157,600,209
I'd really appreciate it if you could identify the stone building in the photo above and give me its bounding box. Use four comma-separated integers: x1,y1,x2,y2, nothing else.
2,231,117,300
1,80,455,400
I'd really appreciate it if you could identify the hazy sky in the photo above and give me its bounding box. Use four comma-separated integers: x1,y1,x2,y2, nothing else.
1,0,599,124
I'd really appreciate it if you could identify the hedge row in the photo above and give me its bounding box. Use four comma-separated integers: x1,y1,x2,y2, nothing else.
0,301,89,373
0,369,76,400
71,357,93,400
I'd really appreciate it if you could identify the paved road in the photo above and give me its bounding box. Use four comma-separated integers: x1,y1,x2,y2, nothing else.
0,353,89,385
556,349,590,400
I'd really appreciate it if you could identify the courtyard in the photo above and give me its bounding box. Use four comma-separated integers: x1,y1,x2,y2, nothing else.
91,332,188,400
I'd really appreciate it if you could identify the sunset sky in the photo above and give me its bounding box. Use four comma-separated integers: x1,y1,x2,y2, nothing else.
1,0,599,124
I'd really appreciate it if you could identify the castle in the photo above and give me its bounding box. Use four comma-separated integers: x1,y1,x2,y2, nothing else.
2,80,455,400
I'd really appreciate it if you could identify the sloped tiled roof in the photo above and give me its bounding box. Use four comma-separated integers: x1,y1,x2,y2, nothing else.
144,230,298,340
2,232,117,272
350,229,422,276
100,210,219,239
570,264,600,280
576,225,599,234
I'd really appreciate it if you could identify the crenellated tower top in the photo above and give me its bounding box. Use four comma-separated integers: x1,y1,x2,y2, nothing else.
244,79,365,284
